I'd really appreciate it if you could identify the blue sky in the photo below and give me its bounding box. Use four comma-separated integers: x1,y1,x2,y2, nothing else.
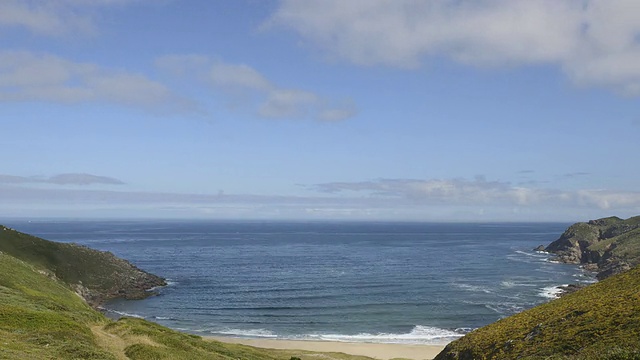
1,0,640,221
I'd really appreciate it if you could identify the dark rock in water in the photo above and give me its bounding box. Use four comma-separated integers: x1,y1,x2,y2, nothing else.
557,283,586,296
545,216,640,279
534,245,546,252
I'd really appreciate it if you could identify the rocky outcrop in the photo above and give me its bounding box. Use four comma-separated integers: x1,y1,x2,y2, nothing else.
0,225,166,308
545,216,640,279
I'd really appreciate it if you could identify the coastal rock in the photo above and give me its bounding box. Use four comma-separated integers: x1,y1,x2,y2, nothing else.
0,225,166,308
596,259,632,280
545,216,640,279
557,283,586,296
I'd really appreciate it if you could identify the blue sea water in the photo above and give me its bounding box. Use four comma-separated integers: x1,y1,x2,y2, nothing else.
7,220,595,345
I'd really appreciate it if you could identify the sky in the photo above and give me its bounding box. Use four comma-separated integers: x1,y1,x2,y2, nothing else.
1,0,640,222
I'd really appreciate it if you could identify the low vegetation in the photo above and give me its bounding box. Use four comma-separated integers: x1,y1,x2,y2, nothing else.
435,260,640,359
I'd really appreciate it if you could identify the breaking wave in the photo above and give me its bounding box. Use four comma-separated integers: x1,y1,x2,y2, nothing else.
208,325,466,345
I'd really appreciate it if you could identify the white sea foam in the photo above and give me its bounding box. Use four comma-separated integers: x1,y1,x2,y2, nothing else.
514,250,541,257
500,280,538,288
453,283,493,294
545,258,562,264
573,273,598,283
484,302,525,315
105,309,145,319
210,326,463,345
303,326,465,345
539,285,568,299
214,328,278,338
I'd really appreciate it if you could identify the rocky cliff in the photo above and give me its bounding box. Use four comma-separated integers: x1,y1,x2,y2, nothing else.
545,215,640,279
0,225,166,307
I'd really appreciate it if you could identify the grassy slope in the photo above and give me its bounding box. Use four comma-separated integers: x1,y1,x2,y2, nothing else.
434,265,640,360
0,230,380,360
0,252,113,359
0,226,165,306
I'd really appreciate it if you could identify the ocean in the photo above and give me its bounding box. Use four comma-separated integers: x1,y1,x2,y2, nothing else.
7,220,594,345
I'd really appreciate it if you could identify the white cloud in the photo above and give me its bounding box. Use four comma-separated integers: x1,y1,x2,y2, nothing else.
0,0,136,36
0,173,124,186
157,55,357,121
210,63,272,92
269,0,640,95
0,51,196,113
313,178,640,210
258,89,319,118
2,176,639,221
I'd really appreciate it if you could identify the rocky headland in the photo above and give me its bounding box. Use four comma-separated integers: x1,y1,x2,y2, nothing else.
544,215,640,280
0,225,166,307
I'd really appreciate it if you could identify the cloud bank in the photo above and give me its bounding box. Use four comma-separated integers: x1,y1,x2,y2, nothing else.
157,55,357,121
313,178,640,211
2,175,639,221
269,0,640,95
0,173,125,186
0,51,196,113
0,0,135,36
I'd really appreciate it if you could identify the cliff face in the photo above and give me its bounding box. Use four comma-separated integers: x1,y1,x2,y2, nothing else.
545,216,640,279
0,225,166,307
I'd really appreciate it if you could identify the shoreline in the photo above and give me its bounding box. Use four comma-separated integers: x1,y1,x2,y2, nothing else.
205,336,446,360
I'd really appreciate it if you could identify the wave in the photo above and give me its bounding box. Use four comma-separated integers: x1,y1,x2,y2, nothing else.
513,250,544,258
484,302,526,315
573,273,598,284
207,325,465,345
507,250,550,264
500,280,539,288
538,285,568,299
302,325,466,345
102,308,145,319
452,282,493,294
213,328,278,338
544,258,562,264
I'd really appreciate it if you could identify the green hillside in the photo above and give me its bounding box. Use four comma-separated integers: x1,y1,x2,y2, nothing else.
434,264,640,359
0,225,165,307
0,226,377,360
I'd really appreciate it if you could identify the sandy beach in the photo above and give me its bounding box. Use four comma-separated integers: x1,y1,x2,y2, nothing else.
207,336,446,360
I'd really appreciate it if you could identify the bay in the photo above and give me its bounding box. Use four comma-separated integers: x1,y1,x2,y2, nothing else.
8,220,593,344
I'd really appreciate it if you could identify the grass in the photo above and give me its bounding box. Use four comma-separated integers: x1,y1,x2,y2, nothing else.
0,226,165,306
434,264,640,359
0,253,114,359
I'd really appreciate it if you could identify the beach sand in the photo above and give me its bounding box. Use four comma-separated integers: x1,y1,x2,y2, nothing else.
206,336,446,360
